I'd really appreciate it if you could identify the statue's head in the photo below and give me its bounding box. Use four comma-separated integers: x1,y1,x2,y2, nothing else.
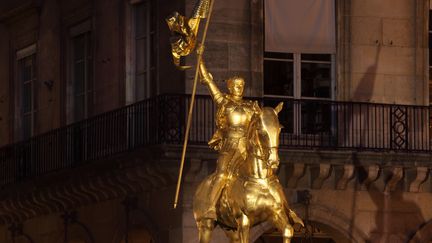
227,76,245,100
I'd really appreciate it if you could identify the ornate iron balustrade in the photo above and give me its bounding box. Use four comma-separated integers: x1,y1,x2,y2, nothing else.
0,94,430,186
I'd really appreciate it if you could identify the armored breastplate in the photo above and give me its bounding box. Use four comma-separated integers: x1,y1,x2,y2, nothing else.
224,102,253,137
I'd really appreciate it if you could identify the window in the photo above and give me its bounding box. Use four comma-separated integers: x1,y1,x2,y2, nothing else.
72,32,93,121
264,0,335,135
133,0,157,101
68,20,93,123
264,53,332,99
16,45,37,140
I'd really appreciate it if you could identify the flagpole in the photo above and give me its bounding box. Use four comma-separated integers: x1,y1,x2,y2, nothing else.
174,0,215,209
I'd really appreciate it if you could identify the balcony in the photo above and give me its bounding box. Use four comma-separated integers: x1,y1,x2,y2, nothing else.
0,94,431,187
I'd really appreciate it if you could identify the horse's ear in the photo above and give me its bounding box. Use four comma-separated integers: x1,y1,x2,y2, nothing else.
275,102,283,114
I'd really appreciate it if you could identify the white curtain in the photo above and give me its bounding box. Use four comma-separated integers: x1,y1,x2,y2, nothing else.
265,0,336,54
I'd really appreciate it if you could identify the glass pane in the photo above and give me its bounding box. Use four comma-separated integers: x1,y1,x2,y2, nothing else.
22,114,31,140
429,33,432,64
135,2,148,37
31,55,36,79
74,35,86,61
136,74,147,101
301,102,331,134
87,56,93,92
21,57,33,82
74,62,85,94
74,95,85,121
86,90,93,115
23,83,32,113
429,10,432,31
301,62,331,98
86,33,93,92
429,68,432,104
151,33,156,68
150,68,156,85
136,38,147,73
264,59,294,96
150,1,156,32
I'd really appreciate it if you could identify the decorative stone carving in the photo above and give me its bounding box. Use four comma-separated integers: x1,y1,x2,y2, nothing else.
361,165,380,190
311,164,332,189
287,163,305,188
409,167,428,193
336,164,355,190
384,167,404,192
184,158,203,182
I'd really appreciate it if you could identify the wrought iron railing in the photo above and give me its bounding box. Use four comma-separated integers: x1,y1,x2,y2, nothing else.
0,94,431,186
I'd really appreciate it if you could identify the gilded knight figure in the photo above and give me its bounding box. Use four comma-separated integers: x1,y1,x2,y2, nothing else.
193,46,303,243
166,1,303,241
194,51,261,221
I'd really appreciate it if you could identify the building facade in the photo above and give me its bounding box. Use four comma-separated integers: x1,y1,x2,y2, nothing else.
0,0,431,242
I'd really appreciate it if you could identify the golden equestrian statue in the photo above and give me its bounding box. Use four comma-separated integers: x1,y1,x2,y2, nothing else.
166,0,304,242
193,54,304,243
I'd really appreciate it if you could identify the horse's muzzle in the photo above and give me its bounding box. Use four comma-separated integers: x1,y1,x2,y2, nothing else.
268,147,280,168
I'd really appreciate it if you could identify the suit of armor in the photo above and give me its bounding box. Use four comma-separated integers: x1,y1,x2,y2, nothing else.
198,60,260,219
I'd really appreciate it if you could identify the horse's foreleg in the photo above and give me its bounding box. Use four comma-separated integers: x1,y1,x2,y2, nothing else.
224,230,241,243
197,219,215,243
271,212,294,243
236,214,251,243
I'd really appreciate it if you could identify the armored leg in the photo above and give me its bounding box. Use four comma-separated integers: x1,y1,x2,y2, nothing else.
203,151,242,219
197,219,215,243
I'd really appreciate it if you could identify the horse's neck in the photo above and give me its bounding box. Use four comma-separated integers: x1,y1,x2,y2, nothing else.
241,154,274,179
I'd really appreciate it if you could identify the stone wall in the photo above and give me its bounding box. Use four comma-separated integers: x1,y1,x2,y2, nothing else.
184,0,263,97
347,0,428,105
37,0,61,133
0,188,180,243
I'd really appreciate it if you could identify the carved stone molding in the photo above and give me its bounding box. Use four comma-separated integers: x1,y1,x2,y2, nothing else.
360,165,380,190
184,158,204,182
311,164,332,189
409,167,429,193
0,164,171,224
287,163,305,188
336,164,355,190
384,167,404,192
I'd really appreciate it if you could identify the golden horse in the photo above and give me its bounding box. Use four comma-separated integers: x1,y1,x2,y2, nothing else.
193,103,304,243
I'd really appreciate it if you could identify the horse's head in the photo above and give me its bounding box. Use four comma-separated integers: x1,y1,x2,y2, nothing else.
248,102,283,169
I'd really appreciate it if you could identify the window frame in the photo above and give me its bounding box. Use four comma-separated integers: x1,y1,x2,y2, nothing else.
263,52,336,135
262,0,337,136
15,44,37,141
66,19,94,124
125,0,157,104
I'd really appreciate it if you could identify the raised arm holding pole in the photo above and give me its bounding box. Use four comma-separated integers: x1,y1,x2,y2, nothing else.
167,0,215,209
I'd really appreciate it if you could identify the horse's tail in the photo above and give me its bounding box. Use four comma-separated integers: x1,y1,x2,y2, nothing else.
285,206,304,227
